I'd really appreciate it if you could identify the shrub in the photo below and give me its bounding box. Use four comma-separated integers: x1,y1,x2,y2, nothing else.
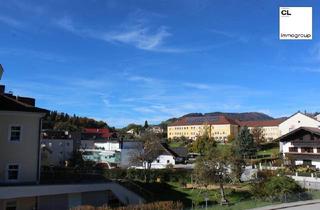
251,175,303,200
102,168,192,183
72,201,183,210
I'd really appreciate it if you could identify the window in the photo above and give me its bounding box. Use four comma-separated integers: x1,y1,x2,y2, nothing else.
289,147,298,152
303,160,312,166
9,126,21,141
167,160,170,163
301,147,313,153
7,165,19,181
157,159,160,163
5,201,17,210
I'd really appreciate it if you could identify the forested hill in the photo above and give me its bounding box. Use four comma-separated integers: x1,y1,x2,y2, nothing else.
182,112,274,121
42,111,109,131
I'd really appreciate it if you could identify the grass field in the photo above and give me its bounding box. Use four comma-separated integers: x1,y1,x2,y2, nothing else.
120,180,320,210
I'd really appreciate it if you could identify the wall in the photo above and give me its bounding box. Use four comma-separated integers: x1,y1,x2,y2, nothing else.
279,113,320,136
0,197,36,210
95,142,120,151
249,126,280,141
41,139,74,166
149,155,175,169
0,111,42,184
168,124,238,142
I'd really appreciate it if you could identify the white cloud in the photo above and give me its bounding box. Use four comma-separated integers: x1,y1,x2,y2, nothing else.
101,26,171,51
183,82,211,90
54,16,183,52
0,15,23,28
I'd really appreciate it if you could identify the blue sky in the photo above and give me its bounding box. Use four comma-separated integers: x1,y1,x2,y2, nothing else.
1,0,320,127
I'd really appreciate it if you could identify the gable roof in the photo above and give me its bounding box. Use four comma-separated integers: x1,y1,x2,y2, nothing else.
240,119,284,127
169,115,239,126
172,147,188,158
280,112,320,125
278,127,320,142
160,143,179,157
0,94,48,113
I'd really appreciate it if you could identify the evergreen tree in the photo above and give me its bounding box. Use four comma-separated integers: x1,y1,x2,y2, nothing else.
234,126,257,159
144,120,149,129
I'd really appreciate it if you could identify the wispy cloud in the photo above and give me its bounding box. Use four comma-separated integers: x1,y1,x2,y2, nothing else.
127,75,155,83
310,42,320,62
209,28,249,43
10,0,45,15
0,15,23,28
183,82,211,90
54,16,183,52
0,48,67,62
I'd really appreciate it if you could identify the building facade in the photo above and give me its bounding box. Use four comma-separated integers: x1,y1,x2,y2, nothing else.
279,112,320,136
280,127,320,169
0,86,48,184
0,81,143,210
240,119,284,141
167,115,239,142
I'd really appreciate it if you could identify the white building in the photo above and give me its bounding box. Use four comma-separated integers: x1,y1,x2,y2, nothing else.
279,127,320,169
143,143,178,169
279,112,320,136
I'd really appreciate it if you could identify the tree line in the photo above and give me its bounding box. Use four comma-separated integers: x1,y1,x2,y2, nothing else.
42,111,112,132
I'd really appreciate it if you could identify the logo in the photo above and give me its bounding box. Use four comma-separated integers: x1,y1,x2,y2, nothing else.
279,7,312,40
280,9,291,16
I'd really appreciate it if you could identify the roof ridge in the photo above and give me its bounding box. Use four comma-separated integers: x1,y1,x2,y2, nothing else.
2,94,34,107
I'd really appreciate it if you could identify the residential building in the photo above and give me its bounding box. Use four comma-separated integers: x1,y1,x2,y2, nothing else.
82,149,121,167
240,119,284,141
143,143,179,169
0,80,142,209
167,115,239,142
279,127,320,169
41,130,74,167
147,125,164,134
0,85,48,184
82,140,143,168
279,112,320,136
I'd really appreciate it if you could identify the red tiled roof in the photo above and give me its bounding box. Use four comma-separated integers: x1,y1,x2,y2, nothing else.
239,119,284,127
169,115,240,126
83,128,111,138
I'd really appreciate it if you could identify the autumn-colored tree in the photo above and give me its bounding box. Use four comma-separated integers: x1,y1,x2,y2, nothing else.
191,131,216,155
194,145,230,205
251,127,266,150
131,132,163,182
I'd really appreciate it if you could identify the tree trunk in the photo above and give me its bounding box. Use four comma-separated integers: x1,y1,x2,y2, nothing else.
219,182,228,205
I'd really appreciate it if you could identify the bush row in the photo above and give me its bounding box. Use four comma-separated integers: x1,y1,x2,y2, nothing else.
103,168,192,183
72,201,183,210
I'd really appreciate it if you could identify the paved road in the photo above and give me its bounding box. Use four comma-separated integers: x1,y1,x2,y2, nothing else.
251,200,320,210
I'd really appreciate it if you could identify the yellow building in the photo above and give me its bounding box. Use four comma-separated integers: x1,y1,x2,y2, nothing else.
167,116,239,142
240,119,284,141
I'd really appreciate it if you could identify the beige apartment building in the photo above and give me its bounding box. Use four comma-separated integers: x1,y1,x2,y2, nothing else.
0,80,142,209
240,119,284,141
168,115,240,142
0,87,48,184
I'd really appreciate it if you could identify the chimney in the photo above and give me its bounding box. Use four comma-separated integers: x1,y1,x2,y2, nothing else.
0,85,4,94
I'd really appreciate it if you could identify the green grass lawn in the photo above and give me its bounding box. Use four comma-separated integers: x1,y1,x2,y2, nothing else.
121,180,320,210
257,146,279,156
169,141,186,148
